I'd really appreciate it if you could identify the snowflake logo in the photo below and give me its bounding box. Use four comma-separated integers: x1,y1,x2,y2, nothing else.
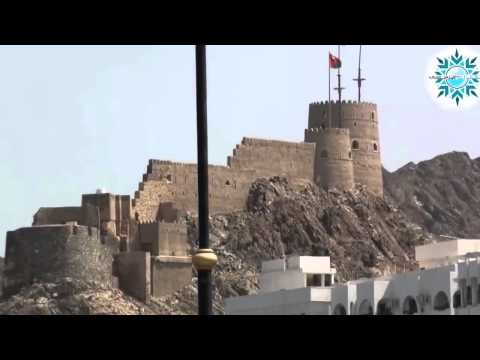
430,49,479,106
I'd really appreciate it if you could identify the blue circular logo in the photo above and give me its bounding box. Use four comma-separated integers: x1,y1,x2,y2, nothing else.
428,48,479,107
446,66,468,89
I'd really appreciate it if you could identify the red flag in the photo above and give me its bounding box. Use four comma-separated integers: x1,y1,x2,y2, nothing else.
329,53,342,69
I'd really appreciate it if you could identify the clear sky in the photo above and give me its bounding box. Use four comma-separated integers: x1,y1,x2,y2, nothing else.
1,45,480,256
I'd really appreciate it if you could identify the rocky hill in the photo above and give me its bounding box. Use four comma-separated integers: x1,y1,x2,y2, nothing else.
383,152,480,238
0,177,429,315
3,151,479,315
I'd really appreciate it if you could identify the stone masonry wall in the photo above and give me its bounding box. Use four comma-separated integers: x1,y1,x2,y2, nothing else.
305,128,354,191
33,207,82,226
133,137,316,221
2,225,119,298
137,221,190,257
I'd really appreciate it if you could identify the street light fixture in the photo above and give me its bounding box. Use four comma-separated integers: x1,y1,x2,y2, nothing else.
192,45,218,316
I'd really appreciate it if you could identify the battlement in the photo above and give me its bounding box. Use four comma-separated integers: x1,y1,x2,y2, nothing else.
148,159,228,173
310,100,377,107
305,127,350,136
305,127,351,144
137,219,181,225
241,137,315,150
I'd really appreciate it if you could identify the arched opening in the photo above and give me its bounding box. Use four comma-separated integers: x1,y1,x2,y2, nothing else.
402,296,418,315
358,299,373,315
166,174,173,183
376,298,394,315
348,151,352,159
352,140,359,150
467,286,472,306
434,291,450,311
371,112,375,120
453,290,461,309
333,304,347,315
225,180,231,186
320,150,328,158
373,143,378,152
353,122,357,127
321,123,326,130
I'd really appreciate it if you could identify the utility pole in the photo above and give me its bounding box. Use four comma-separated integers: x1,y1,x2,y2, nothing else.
192,45,217,316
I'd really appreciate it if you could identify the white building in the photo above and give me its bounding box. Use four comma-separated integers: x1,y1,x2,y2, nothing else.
225,256,336,315
332,239,480,315
225,238,480,315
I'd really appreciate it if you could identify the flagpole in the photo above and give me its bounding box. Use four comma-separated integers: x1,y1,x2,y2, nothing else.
337,45,342,128
328,54,332,128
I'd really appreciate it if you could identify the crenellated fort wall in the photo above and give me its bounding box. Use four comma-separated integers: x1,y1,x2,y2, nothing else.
132,138,316,221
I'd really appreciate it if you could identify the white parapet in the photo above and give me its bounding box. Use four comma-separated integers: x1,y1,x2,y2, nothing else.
415,239,480,269
225,287,332,315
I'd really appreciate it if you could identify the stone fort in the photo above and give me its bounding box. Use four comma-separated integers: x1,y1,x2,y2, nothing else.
1,100,384,302
133,100,383,222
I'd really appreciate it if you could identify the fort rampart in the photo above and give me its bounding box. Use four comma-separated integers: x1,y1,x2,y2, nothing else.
133,137,316,221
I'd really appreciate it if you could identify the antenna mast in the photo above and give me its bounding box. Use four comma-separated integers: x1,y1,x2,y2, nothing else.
353,45,366,102
334,45,345,127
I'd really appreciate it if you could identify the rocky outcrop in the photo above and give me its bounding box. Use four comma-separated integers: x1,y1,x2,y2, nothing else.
0,256,3,298
0,177,428,315
383,152,480,238
154,177,429,314
0,277,153,315
172,177,426,314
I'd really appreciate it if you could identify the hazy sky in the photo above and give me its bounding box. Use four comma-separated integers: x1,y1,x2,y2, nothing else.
1,45,480,255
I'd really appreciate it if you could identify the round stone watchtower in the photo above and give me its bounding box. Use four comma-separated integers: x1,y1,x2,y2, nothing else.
307,101,383,197
305,127,354,191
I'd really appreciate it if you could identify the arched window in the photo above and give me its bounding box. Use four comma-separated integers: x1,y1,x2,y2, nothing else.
166,174,173,182
477,284,480,305
402,296,418,315
353,122,357,127
352,140,360,150
321,123,326,130
377,298,394,315
371,112,375,120
320,150,328,158
467,286,472,306
348,152,352,159
358,300,373,315
225,180,231,186
434,291,450,311
333,304,347,315
373,143,378,152
453,290,461,309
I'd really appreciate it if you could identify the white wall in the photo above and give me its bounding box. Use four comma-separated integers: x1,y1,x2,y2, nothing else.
416,239,480,269
287,256,333,274
259,270,305,294
225,287,331,315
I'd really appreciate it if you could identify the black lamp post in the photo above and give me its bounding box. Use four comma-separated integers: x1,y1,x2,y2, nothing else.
192,45,217,316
